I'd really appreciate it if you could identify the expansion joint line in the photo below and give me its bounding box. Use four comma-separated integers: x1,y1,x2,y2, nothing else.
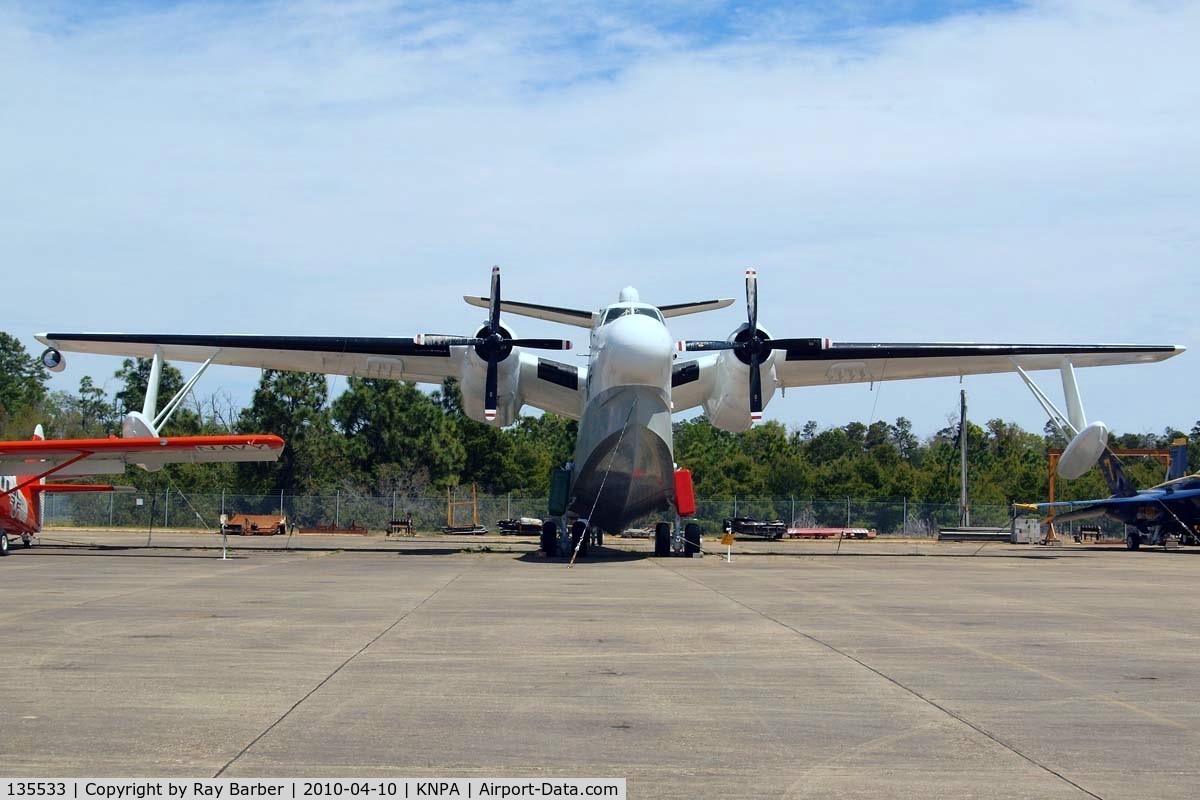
651,562,1105,800
212,557,482,778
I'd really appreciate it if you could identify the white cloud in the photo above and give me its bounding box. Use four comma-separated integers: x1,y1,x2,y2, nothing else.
2,0,1197,435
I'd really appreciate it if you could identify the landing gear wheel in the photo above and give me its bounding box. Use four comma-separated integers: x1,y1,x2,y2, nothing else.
1126,530,1141,551
684,522,701,556
654,522,671,557
22,533,33,548
594,530,603,548
570,521,589,558
0,533,9,556
540,521,559,557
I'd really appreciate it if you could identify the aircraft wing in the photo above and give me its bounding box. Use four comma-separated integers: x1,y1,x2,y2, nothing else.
35,333,461,384
775,342,1184,388
0,434,284,478
1029,487,1200,510
1019,487,1200,523
518,353,586,419
37,332,583,421
670,354,718,414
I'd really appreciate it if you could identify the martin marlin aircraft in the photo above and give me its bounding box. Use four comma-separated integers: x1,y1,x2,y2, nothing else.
36,268,1184,556
0,426,284,556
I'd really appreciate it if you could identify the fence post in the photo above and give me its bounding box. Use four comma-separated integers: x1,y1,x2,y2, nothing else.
221,488,225,517
790,495,794,525
164,490,169,528
335,490,340,528
734,495,738,517
845,496,850,527
903,497,907,534
108,492,114,527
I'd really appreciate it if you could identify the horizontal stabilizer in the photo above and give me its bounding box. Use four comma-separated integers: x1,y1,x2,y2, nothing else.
658,299,735,318
464,296,594,328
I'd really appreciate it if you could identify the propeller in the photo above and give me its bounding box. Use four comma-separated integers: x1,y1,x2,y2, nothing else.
677,269,827,422
416,266,572,422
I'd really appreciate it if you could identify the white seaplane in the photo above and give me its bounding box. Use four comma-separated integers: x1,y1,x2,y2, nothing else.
36,268,1184,556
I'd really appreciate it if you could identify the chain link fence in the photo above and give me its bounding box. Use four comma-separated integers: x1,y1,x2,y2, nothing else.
36,490,1121,538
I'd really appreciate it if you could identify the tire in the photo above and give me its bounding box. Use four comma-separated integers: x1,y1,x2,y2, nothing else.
22,533,33,548
0,533,9,557
540,521,559,557
654,522,671,557
593,530,603,547
1126,530,1141,551
684,522,700,556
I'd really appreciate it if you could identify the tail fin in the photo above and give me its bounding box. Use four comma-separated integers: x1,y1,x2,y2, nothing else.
33,424,44,441
1168,437,1189,481
1096,450,1137,497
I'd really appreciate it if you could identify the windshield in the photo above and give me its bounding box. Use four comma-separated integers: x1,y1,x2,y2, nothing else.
602,306,663,325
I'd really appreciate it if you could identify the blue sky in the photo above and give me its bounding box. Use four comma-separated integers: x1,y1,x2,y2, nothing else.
2,0,1198,437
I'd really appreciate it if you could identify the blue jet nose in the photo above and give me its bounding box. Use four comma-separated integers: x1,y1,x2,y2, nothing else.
598,311,673,387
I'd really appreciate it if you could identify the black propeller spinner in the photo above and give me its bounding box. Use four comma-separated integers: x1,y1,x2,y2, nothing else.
677,269,825,422
416,266,571,421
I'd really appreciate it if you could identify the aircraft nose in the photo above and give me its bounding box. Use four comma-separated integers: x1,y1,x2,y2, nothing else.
603,313,672,386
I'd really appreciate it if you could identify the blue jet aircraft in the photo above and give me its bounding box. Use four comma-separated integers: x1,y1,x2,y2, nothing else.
1025,439,1200,550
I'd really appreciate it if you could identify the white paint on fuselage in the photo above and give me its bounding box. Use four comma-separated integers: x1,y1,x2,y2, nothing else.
585,301,674,403
1,474,33,531
569,292,679,528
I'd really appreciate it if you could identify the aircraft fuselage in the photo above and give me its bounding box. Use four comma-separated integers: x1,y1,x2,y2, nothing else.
1,475,39,537
570,292,677,532
1107,476,1200,539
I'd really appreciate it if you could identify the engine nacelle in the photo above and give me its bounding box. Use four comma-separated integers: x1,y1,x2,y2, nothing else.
41,347,66,373
461,321,522,426
703,324,778,432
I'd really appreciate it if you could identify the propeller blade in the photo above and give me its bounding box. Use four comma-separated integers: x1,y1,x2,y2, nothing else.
484,358,498,422
749,350,763,422
745,268,758,334
677,340,735,352
509,338,573,350
414,335,484,347
489,265,502,332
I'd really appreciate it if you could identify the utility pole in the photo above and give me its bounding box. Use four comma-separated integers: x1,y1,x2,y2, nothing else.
959,389,970,527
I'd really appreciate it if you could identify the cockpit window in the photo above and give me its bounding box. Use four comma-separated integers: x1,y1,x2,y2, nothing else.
601,306,663,325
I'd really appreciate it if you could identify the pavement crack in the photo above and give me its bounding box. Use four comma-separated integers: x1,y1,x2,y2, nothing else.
212,556,483,778
651,560,1106,800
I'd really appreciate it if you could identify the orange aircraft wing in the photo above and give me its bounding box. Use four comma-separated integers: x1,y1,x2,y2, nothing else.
0,434,285,479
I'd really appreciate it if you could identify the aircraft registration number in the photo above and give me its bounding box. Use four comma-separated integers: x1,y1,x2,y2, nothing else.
5,783,68,796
